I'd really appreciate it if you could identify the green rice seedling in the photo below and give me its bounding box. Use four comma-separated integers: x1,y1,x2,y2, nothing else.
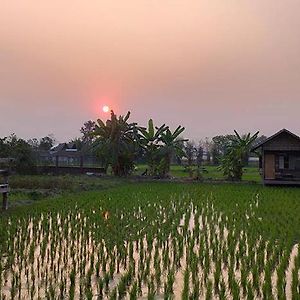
214,259,221,293
10,274,17,300
190,280,200,300
30,282,35,300
49,284,56,299
155,260,162,290
59,279,65,298
118,277,127,298
69,269,76,300
147,275,156,300
252,265,260,295
129,281,138,300
85,285,93,300
181,268,190,300
262,263,272,299
246,281,254,300
137,275,143,296
164,268,175,297
79,278,84,298
95,260,101,277
109,288,117,300
292,251,300,299
218,279,226,300
109,260,115,279
97,278,104,297
190,253,198,285
103,272,110,293
240,264,248,295
205,279,213,300
143,255,151,280
231,277,240,300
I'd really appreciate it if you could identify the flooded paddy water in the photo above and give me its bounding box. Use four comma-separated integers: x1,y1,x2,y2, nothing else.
1,183,300,299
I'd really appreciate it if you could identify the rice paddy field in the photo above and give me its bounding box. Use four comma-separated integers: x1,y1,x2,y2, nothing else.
1,182,300,299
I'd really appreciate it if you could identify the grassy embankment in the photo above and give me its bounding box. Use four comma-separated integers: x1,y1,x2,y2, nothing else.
7,165,260,206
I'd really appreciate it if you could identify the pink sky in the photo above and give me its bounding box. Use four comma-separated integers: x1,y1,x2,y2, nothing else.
1,1,300,142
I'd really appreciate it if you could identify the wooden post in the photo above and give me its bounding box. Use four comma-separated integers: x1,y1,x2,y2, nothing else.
2,175,8,210
3,192,8,210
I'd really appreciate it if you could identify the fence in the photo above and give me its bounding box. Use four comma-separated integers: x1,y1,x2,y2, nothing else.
34,151,106,175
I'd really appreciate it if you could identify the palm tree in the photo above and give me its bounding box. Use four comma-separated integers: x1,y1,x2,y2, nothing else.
92,111,138,176
220,130,259,181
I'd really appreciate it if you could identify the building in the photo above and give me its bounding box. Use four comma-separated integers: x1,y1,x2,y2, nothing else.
34,142,106,175
252,129,300,185
50,142,80,166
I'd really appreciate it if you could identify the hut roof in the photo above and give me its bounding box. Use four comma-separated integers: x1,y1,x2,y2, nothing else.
252,129,300,151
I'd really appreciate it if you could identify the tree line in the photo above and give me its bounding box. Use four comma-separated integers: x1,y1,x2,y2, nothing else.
0,110,265,180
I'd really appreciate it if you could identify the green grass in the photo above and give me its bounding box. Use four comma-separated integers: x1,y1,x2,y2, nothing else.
7,174,125,206
5,164,261,207
134,164,261,182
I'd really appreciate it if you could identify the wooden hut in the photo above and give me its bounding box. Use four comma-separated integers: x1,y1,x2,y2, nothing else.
252,129,300,185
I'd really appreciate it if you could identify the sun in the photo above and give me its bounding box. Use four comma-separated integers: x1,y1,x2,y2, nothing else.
102,105,110,113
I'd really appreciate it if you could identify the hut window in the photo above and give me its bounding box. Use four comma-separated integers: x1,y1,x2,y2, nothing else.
279,156,284,169
279,155,289,169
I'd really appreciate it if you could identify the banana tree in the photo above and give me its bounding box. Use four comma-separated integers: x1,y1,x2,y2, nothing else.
137,119,168,176
92,111,138,176
220,130,259,181
158,126,187,177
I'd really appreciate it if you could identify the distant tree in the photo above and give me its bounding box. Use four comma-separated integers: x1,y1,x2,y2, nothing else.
251,135,267,151
195,143,204,168
92,111,138,176
220,131,259,181
211,144,219,165
70,137,84,151
80,120,96,144
0,137,10,157
184,141,195,177
184,141,195,166
202,138,213,165
175,138,185,165
194,143,204,180
5,134,35,174
27,138,40,150
211,134,235,165
39,135,56,151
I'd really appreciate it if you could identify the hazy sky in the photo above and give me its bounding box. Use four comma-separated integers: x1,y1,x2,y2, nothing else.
1,0,300,142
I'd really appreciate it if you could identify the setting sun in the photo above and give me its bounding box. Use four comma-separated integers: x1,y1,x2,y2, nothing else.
102,105,110,113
